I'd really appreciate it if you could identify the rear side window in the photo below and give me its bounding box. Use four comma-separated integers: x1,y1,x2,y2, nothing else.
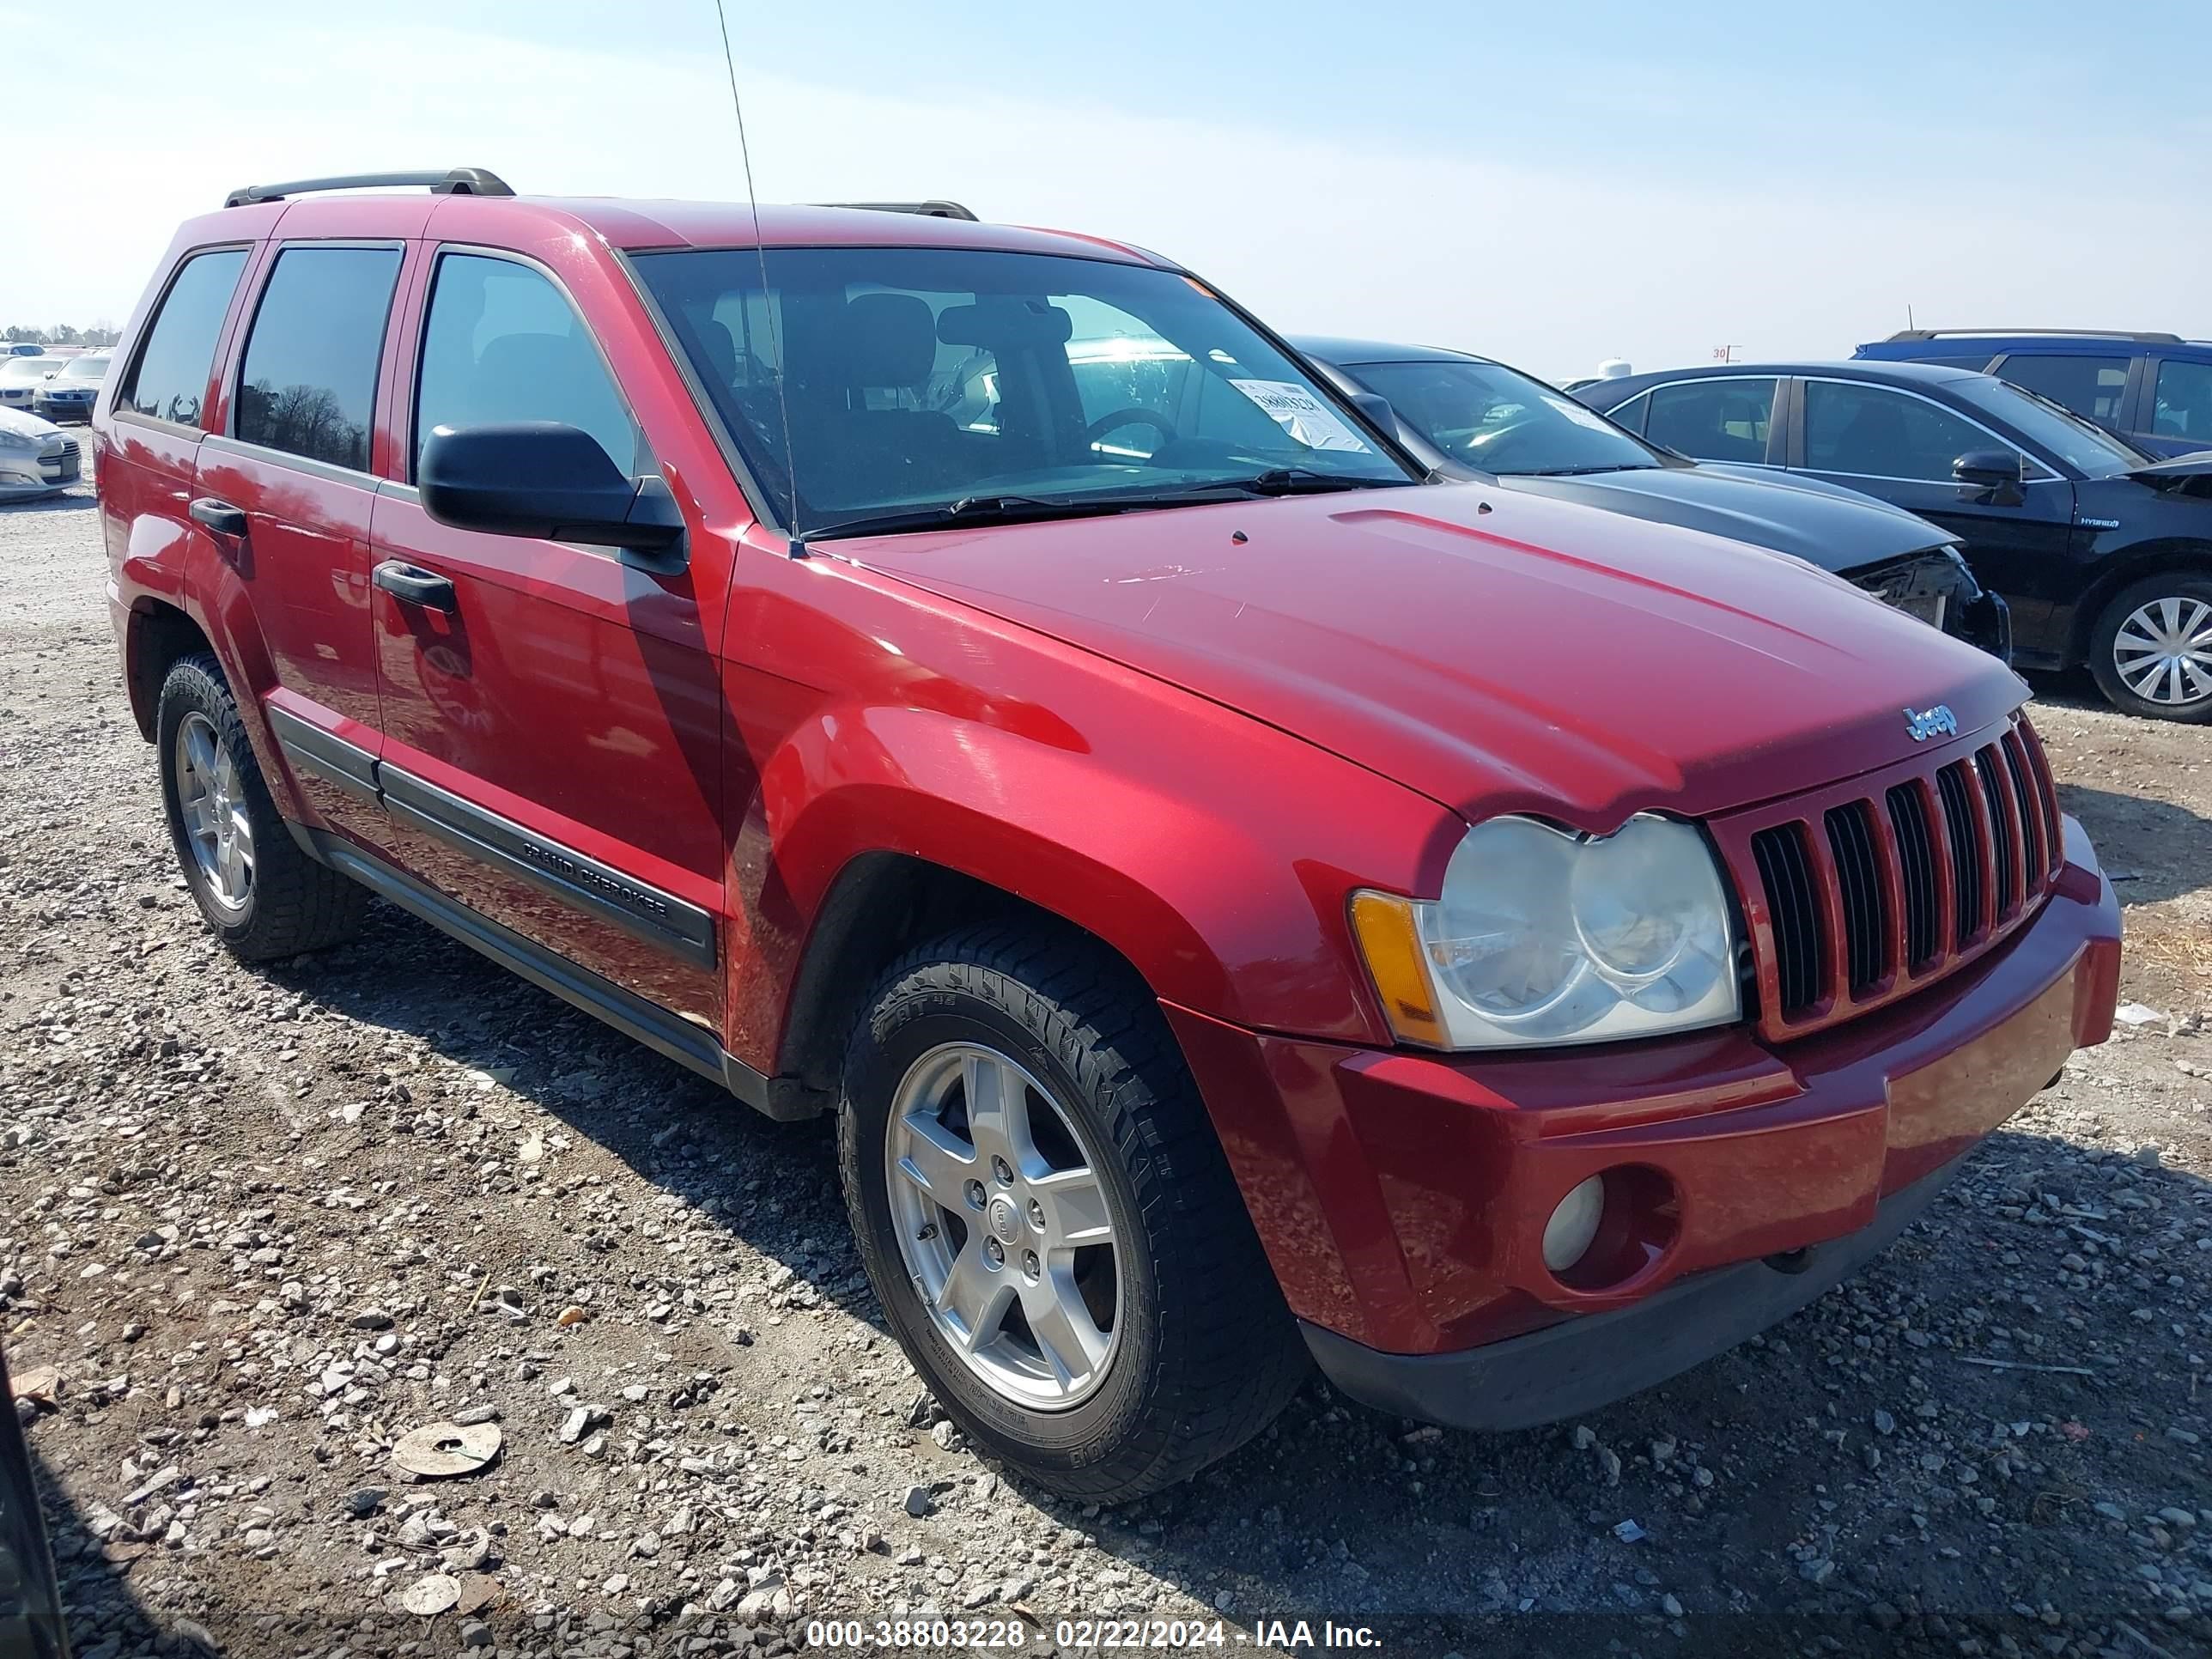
413,253,637,477
2152,361,2212,446
115,248,248,428
234,246,403,471
1995,353,2130,426
1644,378,1777,464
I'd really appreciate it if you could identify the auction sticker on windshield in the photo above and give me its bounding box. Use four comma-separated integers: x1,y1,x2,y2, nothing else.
1543,393,1616,432
1228,380,1372,452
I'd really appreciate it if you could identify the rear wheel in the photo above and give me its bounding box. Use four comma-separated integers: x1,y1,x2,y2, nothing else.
155,654,366,958
2087,574,2212,722
839,921,1307,1501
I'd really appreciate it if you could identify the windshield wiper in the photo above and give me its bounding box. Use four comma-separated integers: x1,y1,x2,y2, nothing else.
1513,464,1657,477
805,494,1138,540
805,474,1408,539
1193,467,1408,496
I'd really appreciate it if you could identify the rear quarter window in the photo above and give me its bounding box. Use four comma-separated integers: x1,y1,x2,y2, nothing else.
114,248,250,428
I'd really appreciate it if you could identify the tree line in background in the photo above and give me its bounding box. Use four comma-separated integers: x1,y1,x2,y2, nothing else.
3,324,122,347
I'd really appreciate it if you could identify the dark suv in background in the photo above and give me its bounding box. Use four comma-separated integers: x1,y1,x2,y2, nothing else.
1577,362,2212,722
1855,329,2212,459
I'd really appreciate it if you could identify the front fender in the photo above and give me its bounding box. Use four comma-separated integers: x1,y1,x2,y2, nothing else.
725,689,1454,1075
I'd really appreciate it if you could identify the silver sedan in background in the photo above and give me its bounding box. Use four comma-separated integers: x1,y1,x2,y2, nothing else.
31,351,107,422
0,406,82,500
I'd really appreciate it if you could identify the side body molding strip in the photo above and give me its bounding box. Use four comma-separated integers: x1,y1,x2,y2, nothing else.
378,767,718,970
267,705,381,800
264,706,715,970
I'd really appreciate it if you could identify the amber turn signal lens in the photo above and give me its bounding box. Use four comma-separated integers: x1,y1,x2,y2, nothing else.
1349,890,1444,1048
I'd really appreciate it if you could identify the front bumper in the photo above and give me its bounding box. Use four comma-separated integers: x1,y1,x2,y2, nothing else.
1301,1152,1964,1430
30,399,92,423
1164,816,2120,1403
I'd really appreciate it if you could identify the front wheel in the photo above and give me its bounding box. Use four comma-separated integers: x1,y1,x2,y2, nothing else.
839,922,1307,1502
2087,575,2212,722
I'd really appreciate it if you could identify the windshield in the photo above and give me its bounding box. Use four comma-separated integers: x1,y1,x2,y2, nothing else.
1347,357,1659,474
1948,374,2148,477
58,356,109,382
632,246,1413,534
0,359,53,382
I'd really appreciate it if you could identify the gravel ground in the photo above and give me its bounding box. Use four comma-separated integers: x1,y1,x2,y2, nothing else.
5,455,2212,1659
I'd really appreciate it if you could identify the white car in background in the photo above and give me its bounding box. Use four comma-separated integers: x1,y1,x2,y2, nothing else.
0,355,58,410
0,406,82,499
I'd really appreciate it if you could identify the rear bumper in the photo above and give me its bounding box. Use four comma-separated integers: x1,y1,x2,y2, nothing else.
1300,1153,1960,1430
1164,815,2120,1365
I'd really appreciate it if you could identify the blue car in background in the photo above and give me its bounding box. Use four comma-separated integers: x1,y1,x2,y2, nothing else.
1855,329,2212,459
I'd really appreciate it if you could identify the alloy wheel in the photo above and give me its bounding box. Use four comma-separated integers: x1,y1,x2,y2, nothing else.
884,1042,1121,1410
174,710,254,912
2112,595,2212,708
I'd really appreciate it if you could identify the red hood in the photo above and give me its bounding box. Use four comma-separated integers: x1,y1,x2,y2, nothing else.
842,485,2026,827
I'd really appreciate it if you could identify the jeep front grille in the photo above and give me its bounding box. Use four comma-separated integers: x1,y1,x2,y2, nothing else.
1713,710,2062,1036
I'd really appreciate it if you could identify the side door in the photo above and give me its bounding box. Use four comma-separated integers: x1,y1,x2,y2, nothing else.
1789,376,2078,661
366,246,728,1028
191,240,407,846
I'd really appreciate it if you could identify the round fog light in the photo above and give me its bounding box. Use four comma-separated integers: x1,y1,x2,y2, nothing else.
1542,1175,1606,1273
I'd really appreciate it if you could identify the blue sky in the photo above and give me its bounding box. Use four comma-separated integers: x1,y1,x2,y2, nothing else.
8,1,2208,376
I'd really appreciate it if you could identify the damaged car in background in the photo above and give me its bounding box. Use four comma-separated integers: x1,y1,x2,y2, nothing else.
1298,337,2011,660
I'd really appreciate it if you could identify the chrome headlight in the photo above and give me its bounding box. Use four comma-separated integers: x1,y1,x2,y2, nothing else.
1352,813,1740,1049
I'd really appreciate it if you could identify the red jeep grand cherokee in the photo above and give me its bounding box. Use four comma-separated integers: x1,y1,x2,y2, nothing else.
94,170,2121,1501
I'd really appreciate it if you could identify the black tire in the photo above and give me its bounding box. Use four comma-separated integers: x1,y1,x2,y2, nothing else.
155,653,366,958
2087,574,2212,723
839,921,1308,1502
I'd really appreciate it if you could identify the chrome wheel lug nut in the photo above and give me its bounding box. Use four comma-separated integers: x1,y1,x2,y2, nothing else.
984,1237,1006,1268
1027,1198,1045,1233
963,1179,986,1210
1022,1250,1040,1279
991,1155,1014,1186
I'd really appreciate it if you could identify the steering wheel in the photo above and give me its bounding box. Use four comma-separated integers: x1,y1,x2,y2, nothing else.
1085,408,1178,455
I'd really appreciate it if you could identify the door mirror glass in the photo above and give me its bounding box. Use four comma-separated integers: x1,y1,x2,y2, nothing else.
1953,447,2024,487
419,422,684,552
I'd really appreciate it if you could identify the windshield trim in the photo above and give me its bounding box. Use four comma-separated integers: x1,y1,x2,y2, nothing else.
621,243,1425,544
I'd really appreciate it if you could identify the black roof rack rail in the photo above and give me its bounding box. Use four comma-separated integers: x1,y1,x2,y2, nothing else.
1884,326,2183,345
223,167,514,210
814,199,978,222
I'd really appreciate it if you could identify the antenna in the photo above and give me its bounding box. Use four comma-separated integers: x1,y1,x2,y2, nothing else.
711,0,802,551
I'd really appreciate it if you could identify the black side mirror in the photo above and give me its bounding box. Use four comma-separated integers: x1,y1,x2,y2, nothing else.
1953,448,2024,489
420,422,684,554
1349,391,1401,439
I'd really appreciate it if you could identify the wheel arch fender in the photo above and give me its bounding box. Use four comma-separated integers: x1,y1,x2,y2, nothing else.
118,524,301,816
742,699,1413,1085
